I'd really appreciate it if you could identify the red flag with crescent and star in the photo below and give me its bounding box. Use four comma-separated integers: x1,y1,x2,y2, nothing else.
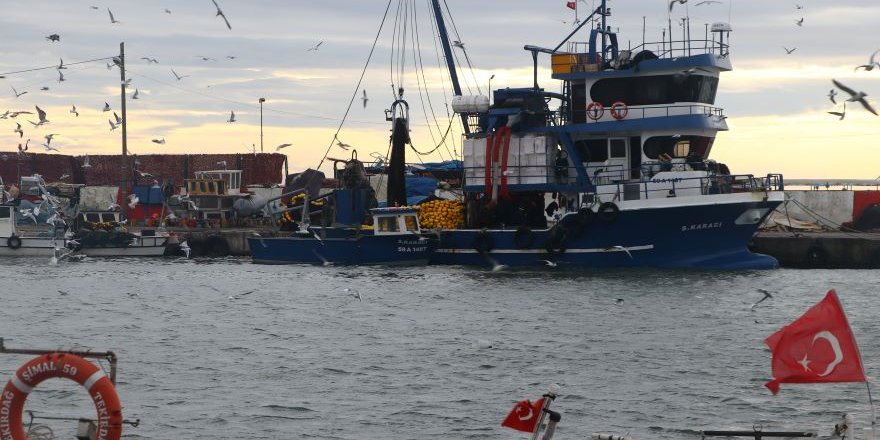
765,289,866,394
501,397,545,433
566,1,577,10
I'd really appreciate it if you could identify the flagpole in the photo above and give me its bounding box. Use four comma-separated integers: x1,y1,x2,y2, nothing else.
531,385,560,440
867,381,877,440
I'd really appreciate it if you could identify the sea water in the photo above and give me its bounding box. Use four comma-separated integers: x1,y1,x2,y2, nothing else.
0,258,878,439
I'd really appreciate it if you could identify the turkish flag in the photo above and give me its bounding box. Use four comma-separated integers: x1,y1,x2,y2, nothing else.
501,397,545,433
566,1,577,10
765,290,866,394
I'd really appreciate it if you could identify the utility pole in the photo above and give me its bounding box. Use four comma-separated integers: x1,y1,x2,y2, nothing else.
119,42,129,220
259,98,265,153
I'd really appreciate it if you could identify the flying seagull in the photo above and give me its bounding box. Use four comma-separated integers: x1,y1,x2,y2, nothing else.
783,47,796,54
40,86,50,91
103,102,111,112
750,288,774,310
795,3,803,9
336,139,351,150
11,86,27,98
13,123,23,138
132,89,139,99
828,89,837,104
361,89,368,108
227,111,236,123
695,0,721,5
228,290,256,300
35,106,48,125
668,0,687,13
171,68,190,81
164,8,172,14
343,287,362,301
307,41,324,52
57,58,66,70
832,78,878,115
828,102,846,120
794,18,803,26
45,133,58,143
452,40,464,49
140,57,159,64
113,112,123,125
42,143,59,152
46,34,61,42
109,119,119,131
276,143,292,151
152,138,165,144
57,70,65,82
211,0,232,30
537,259,558,267
108,8,120,24
855,49,880,71
136,170,153,178
608,245,634,259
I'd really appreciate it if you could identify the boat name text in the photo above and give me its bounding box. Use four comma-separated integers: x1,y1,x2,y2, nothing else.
681,222,723,232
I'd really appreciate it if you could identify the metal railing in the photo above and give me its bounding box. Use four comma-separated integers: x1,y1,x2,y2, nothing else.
579,103,723,124
566,38,730,63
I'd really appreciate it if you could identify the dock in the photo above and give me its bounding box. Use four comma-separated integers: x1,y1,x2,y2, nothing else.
750,231,880,269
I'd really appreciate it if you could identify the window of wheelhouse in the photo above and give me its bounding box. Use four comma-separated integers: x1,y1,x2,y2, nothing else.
590,75,719,106
574,139,608,162
643,136,715,159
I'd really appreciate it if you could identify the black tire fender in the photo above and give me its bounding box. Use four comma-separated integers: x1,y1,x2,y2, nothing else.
6,235,21,250
598,202,620,223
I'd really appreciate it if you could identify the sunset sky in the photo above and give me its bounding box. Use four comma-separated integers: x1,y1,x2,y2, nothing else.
0,0,878,180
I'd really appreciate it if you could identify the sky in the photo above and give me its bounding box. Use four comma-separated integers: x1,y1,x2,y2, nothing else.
0,0,878,180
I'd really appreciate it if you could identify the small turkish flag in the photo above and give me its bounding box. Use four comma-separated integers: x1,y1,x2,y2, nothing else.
566,1,577,10
765,290,866,394
501,397,545,433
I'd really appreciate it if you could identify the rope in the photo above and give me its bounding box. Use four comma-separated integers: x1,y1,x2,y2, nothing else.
0,56,115,77
316,0,395,171
409,0,447,162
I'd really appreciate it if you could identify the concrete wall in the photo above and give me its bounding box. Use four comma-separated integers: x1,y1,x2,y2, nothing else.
779,190,854,228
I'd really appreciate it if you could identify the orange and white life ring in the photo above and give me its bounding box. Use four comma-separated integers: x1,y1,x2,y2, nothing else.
0,353,123,440
586,101,605,121
610,101,628,120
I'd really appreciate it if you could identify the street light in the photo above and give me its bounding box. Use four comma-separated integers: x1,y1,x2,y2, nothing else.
258,97,266,153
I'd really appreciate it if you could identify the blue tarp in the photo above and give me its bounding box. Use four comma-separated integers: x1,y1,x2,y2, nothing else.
406,176,438,198
131,186,165,205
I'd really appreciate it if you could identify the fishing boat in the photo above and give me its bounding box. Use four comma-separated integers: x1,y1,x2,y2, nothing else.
248,157,439,265
405,0,785,269
0,203,64,257
72,210,169,257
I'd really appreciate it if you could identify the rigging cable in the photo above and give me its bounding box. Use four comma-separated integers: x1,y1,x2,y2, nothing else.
441,0,481,95
316,0,395,170
0,56,115,77
409,0,447,162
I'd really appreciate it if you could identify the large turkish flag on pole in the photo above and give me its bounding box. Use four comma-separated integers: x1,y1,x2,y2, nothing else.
765,290,866,394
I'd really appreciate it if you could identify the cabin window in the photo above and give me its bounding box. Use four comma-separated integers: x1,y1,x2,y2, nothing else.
674,141,690,157
377,217,399,232
0,207,9,219
643,135,716,159
101,213,116,222
574,139,608,162
404,215,418,232
591,75,719,106
609,139,627,158
86,213,100,222
199,182,207,193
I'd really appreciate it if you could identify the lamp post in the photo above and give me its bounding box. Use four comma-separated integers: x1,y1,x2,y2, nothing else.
258,97,266,153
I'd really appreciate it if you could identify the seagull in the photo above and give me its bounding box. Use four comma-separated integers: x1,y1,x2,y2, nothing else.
152,138,166,144
855,49,880,71
343,287,362,301
179,241,191,258
228,290,256,300
794,18,803,26
57,70,65,82
70,105,79,117
276,143,292,151
34,106,48,125
11,86,27,98
216,160,227,169
361,89,368,108
828,89,837,104
103,102,111,112
127,193,139,209
196,56,216,61
783,47,796,54
132,89,139,99
795,3,803,9
226,55,237,60
42,143,59,152
211,0,232,30
59,174,70,180
537,259,558,267
832,79,878,115
307,41,324,52
227,111,236,123
164,8,172,14
695,0,721,5
82,155,91,168
113,111,123,124
108,8,119,23
750,288,774,310
668,0,687,13
828,102,846,120
171,68,190,81
109,119,119,131
607,245,634,259
46,34,61,42
480,251,508,272
615,298,624,304
13,123,23,138
140,57,159,63
136,170,154,178
45,133,58,143
57,58,66,70
17,140,29,158
452,40,464,49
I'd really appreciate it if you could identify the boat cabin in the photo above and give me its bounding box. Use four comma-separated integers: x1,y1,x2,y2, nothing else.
371,207,422,235
0,204,15,239
179,169,245,223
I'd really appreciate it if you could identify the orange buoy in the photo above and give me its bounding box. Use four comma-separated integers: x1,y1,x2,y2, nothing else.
0,353,123,440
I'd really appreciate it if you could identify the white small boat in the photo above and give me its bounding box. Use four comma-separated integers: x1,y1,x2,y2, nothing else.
0,204,63,257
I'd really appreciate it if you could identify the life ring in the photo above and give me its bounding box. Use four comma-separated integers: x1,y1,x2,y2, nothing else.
610,101,628,120
472,230,495,253
586,101,605,121
545,225,568,254
513,226,535,249
6,235,21,250
0,353,123,440
597,202,620,223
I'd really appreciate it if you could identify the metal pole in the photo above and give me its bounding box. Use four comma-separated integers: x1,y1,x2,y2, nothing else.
259,97,265,153
119,42,129,221
0,338,118,385
430,0,470,134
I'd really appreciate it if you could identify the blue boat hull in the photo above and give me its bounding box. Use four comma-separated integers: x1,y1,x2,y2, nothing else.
248,232,438,265
430,197,782,270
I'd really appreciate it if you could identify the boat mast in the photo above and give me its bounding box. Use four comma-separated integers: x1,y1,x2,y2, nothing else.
430,0,470,135
118,42,129,219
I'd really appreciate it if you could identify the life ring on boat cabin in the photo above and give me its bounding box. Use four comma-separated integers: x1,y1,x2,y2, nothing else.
610,101,629,120
6,235,21,250
0,353,124,440
597,202,620,223
472,229,495,253
586,101,605,121
513,226,535,249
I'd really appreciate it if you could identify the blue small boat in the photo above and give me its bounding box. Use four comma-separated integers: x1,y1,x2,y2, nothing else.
249,206,438,265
